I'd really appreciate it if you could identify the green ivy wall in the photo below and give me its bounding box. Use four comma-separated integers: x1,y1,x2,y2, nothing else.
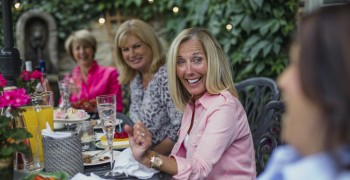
0,0,298,81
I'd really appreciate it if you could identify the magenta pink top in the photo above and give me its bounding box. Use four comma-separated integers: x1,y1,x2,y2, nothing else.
70,61,123,112
170,91,256,179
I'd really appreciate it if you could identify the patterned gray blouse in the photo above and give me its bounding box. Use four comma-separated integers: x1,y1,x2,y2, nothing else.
129,65,182,145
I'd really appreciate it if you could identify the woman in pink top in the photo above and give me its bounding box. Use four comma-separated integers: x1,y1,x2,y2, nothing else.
125,28,256,179
64,29,123,112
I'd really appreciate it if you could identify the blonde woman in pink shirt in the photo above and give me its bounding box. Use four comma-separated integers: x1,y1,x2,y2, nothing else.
125,28,256,179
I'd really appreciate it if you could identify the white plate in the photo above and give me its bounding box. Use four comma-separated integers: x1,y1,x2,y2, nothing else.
95,141,129,150
83,150,121,166
54,114,90,123
93,119,123,129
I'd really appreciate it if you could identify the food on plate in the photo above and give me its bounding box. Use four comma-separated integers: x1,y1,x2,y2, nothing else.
54,107,88,120
82,152,110,164
82,153,92,163
66,107,88,119
22,172,69,180
54,108,66,119
100,131,129,148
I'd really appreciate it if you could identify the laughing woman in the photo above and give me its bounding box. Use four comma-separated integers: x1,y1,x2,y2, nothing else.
125,28,256,179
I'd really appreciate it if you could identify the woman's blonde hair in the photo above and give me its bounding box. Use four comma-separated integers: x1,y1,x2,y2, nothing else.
114,19,165,84
65,29,97,62
167,28,238,111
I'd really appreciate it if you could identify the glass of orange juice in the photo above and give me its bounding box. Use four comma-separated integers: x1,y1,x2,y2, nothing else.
21,91,54,162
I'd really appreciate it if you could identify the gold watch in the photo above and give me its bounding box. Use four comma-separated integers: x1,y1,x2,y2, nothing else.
149,151,163,170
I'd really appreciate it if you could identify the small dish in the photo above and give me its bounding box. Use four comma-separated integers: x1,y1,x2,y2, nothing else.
83,150,121,166
54,114,90,123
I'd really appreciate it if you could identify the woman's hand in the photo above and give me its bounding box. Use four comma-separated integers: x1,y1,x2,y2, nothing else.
124,121,152,164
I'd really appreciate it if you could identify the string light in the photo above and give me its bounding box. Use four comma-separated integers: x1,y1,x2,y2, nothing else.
148,0,154,3
226,23,233,31
14,2,21,9
99,16,105,24
172,6,179,14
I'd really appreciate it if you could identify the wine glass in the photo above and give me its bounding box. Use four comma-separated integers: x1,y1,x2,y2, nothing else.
58,73,71,113
96,94,118,176
58,73,71,131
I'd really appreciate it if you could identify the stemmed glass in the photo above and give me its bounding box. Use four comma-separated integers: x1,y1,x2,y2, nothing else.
58,73,71,130
96,94,118,176
58,73,71,113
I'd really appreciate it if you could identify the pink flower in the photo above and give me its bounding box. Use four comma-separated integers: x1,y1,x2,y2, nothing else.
20,70,31,81
0,74,7,87
0,88,30,108
31,70,42,80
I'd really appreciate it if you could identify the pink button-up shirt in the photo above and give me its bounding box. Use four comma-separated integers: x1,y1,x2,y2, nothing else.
70,61,123,112
170,91,256,180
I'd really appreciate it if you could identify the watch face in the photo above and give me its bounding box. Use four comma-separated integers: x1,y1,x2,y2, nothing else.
154,157,162,166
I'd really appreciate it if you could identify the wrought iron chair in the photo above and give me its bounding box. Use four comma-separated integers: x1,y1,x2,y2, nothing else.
116,112,134,127
255,100,284,174
235,77,282,174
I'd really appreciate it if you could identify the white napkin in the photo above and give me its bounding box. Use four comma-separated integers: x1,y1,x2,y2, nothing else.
41,122,71,139
113,148,158,179
71,173,107,180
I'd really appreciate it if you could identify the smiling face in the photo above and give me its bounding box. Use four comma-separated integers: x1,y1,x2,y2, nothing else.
72,42,95,68
176,38,208,101
120,34,152,73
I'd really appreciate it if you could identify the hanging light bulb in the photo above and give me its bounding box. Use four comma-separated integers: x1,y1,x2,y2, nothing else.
226,23,233,31
14,2,21,9
173,6,179,14
99,14,105,24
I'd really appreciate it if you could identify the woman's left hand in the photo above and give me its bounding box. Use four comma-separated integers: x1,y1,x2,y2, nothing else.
124,121,152,163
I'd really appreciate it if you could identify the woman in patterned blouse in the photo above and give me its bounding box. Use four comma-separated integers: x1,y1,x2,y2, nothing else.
114,19,182,156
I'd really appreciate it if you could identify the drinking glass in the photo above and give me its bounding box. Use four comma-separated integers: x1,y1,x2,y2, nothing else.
58,73,71,113
21,126,44,173
21,91,54,162
96,94,118,176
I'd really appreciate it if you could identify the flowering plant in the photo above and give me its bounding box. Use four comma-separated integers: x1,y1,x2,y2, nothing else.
16,70,43,94
0,73,33,158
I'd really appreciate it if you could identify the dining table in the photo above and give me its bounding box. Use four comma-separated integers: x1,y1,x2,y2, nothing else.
14,112,172,180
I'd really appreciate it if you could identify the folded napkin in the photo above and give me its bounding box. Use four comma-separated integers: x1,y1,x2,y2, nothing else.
71,173,107,180
113,148,158,179
42,122,71,139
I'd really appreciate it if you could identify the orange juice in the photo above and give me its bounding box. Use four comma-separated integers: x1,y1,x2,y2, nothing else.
21,105,54,162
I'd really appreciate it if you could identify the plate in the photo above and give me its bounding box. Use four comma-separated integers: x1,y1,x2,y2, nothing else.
95,141,129,150
22,172,69,180
92,119,123,129
54,114,90,123
83,150,121,166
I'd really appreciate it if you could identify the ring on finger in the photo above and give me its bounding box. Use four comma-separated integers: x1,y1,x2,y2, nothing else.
141,132,145,137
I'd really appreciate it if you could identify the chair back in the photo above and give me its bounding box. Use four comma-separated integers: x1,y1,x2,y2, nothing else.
235,77,282,174
117,112,134,127
255,100,284,173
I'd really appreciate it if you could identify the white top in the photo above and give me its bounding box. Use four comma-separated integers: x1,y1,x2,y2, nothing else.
184,134,189,156
258,145,350,180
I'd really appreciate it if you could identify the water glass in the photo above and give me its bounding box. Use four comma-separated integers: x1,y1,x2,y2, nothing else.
21,126,44,173
79,121,96,151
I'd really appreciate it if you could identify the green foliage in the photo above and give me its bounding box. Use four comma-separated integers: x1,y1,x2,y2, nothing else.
0,0,298,81
0,110,32,158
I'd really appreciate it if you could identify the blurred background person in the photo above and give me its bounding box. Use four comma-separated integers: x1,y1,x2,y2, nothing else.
125,28,255,179
65,29,123,113
114,19,182,155
259,3,350,180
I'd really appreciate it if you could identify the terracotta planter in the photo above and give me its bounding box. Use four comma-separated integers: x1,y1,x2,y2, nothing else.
0,156,14,180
